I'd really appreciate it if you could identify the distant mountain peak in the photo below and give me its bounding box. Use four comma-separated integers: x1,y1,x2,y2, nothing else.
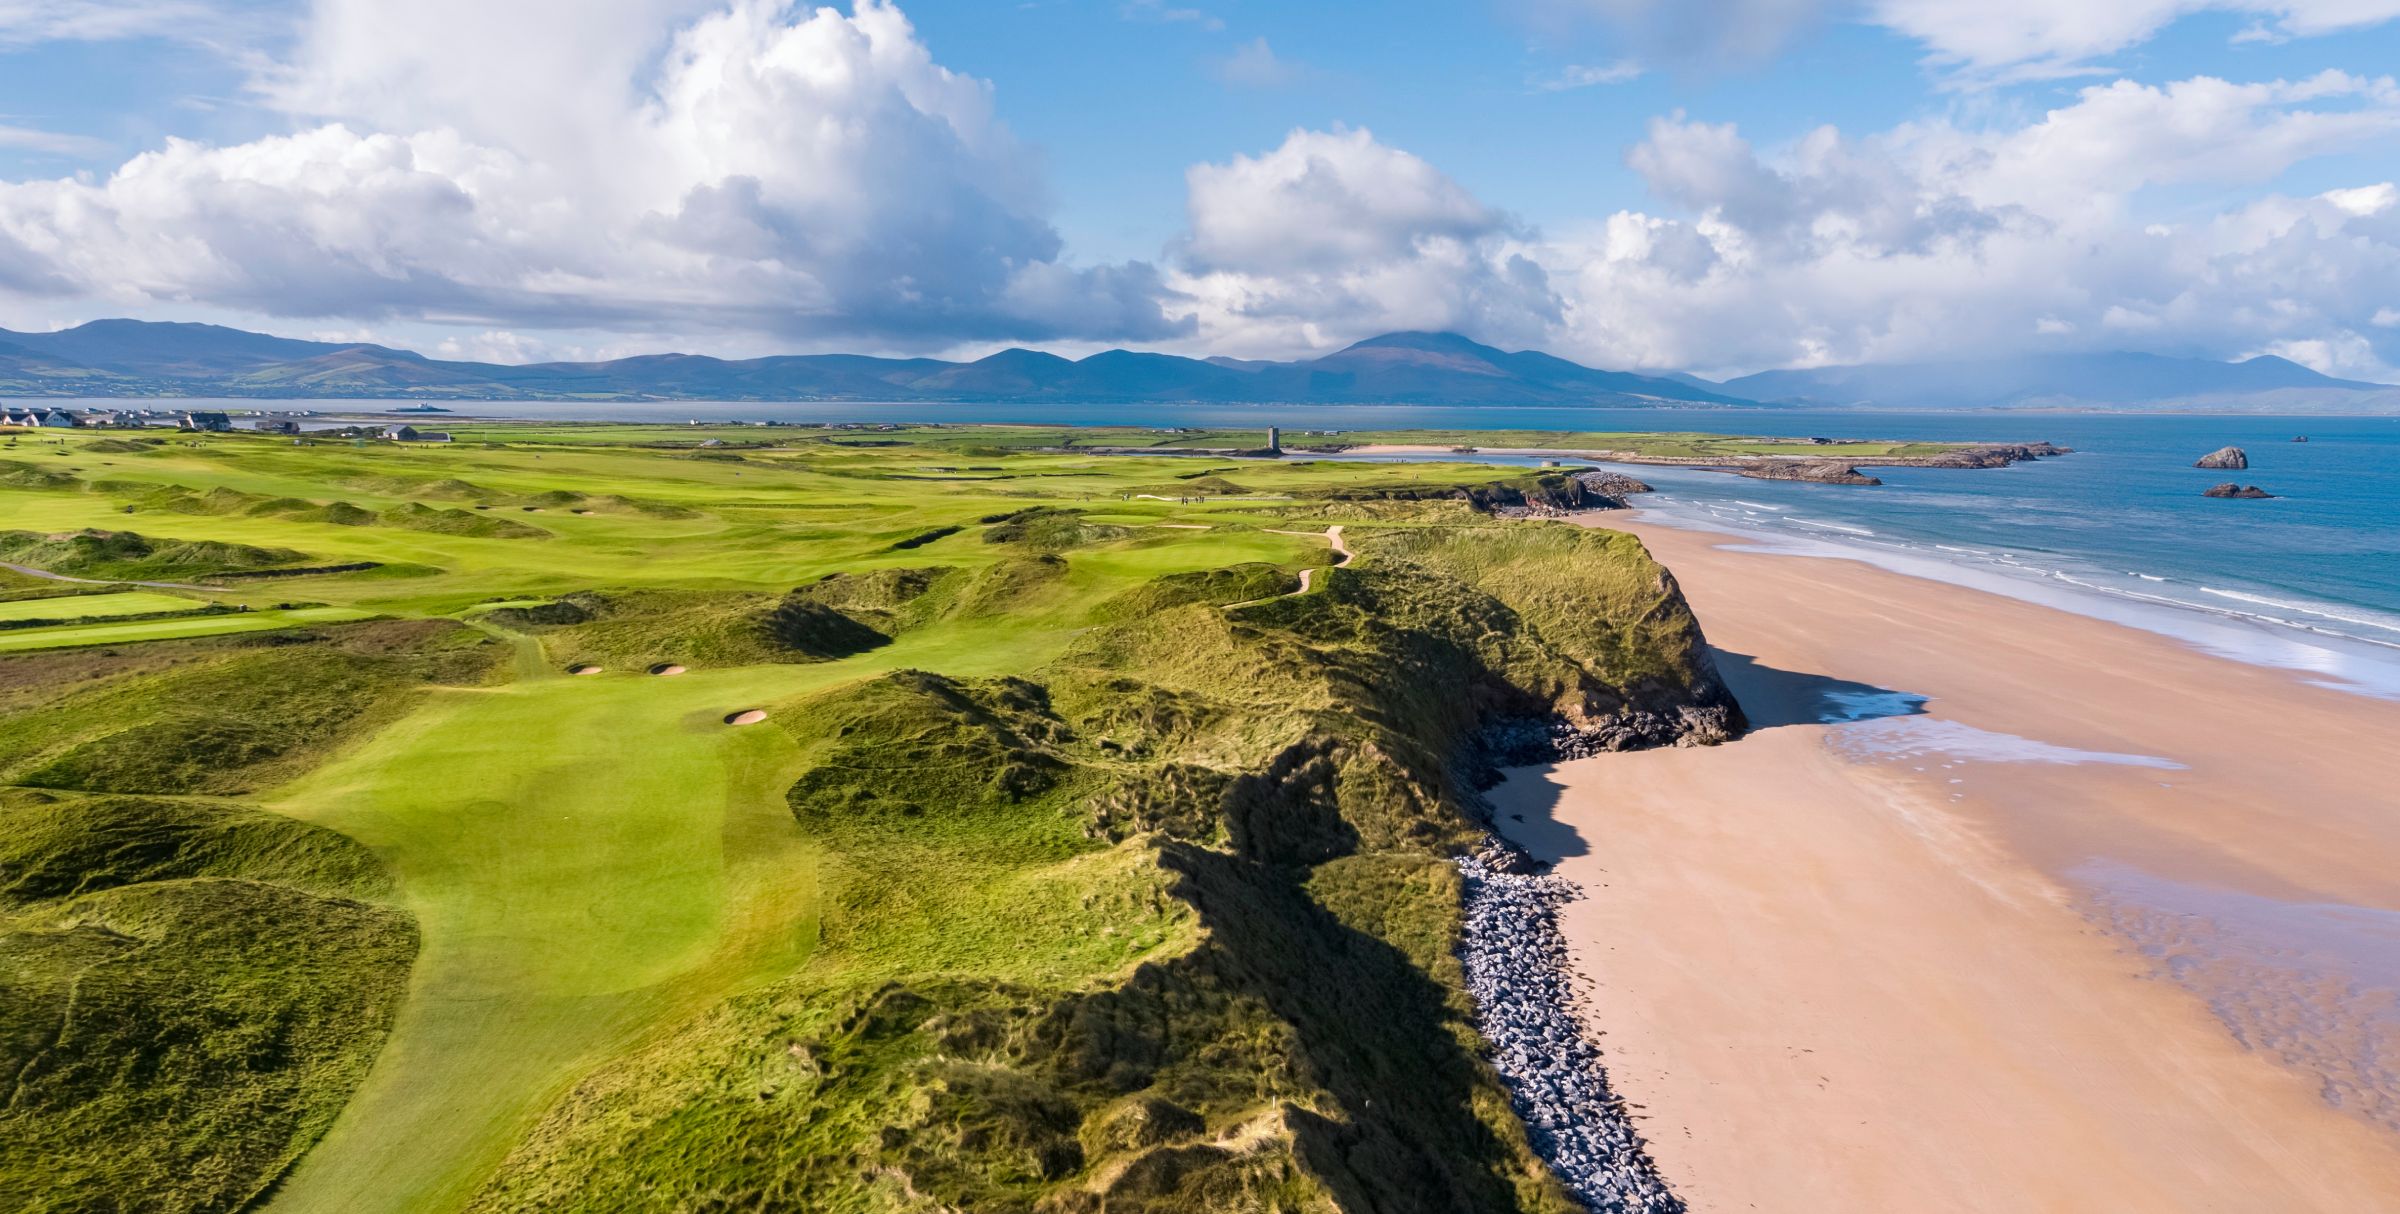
1723,348,2394,408
1340,330,1498,354
6,318,2391,412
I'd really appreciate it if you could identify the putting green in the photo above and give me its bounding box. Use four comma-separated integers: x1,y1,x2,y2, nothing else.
260,662,840,1214
0,590,207,621
0,605,372,652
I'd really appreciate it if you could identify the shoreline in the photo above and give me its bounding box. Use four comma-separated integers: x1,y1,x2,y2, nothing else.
1619,493,2400,702
1490,510,2400,1212
1335,441,2066,471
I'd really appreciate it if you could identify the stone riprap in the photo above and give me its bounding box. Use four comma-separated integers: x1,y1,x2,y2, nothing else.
1458,846,1685,1214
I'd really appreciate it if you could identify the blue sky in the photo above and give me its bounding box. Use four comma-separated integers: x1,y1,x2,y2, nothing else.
3,1,2399,377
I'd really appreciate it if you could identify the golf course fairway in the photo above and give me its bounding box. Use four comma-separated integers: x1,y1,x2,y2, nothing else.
258,660,837,1213
1,419,1780,1211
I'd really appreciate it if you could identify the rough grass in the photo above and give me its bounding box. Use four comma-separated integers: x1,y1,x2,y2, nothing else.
0,422,1770,1214
488,588,895,669
0,529,309,581
0,619,506,794
0,792,416,1214
456,525,1738,1211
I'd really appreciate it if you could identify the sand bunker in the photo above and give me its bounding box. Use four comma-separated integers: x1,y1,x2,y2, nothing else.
724,709,767,726
649,663,687,676
567,664,603,676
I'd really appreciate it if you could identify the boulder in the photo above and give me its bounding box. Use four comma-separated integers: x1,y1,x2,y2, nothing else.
2203,483,2275,499
2195,446,2248,470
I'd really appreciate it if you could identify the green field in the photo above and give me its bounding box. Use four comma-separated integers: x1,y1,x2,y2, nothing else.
0,590,207,621
0,605,374,652
0,420,1772,1212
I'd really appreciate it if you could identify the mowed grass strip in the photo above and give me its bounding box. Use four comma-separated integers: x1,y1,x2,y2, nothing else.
0,606,373,652
258,663,836,1214
0,590,207,622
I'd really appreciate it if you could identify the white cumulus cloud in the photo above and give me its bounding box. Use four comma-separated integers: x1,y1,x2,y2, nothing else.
1146,68,2400,375
1529,71,2400,375
0,0,1185,348
1169,127,1561,356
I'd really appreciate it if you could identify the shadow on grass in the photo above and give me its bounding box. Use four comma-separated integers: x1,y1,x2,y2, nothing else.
1154,843,1563,1213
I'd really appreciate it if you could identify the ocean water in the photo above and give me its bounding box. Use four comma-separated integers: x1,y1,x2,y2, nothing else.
101,398,2400,697
1291,409,2400,700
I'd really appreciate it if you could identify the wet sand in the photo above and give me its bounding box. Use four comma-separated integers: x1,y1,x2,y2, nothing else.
1489,512,2400,1212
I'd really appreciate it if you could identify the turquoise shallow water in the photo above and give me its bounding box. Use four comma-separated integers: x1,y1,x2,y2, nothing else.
1296,409,2400,699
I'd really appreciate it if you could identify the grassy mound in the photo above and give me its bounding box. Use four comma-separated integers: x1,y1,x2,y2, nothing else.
459,523,1739,1212
501,566,1058,670
1093,563,1300,619
0,619,507,795
789,566,954,634
0,460,76,490
383,503,549,540
1129,475,1254,497
0,792,416,1214
0,529,311,582
491,589,893,670
763,599,891,660
983,507,1130,551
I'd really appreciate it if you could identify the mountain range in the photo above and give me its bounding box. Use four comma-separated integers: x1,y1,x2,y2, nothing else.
1723,352,2398,412
0,322,1741,407
1,319,2392,411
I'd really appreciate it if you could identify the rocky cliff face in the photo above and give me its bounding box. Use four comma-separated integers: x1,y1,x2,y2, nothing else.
2196,446,2249,470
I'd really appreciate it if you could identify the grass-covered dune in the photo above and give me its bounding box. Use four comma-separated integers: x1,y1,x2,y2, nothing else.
461,522,1736,1212
0,792,416,1214
0,421,1744,1213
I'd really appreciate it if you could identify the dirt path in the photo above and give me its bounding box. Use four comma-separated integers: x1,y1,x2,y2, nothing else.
0,559,210,592
1260,527,1350,600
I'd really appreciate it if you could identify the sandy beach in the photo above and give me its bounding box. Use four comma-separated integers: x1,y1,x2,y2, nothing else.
1490,512,2400,1212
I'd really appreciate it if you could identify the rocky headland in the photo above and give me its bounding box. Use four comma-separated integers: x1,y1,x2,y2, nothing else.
1459,844,1685,1214
1736,460,1883,486
1570,470,1656,508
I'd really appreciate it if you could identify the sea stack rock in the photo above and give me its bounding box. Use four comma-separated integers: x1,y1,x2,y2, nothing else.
2196,446,2249,470
2203,483,2275,499
2294,436,2310,443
